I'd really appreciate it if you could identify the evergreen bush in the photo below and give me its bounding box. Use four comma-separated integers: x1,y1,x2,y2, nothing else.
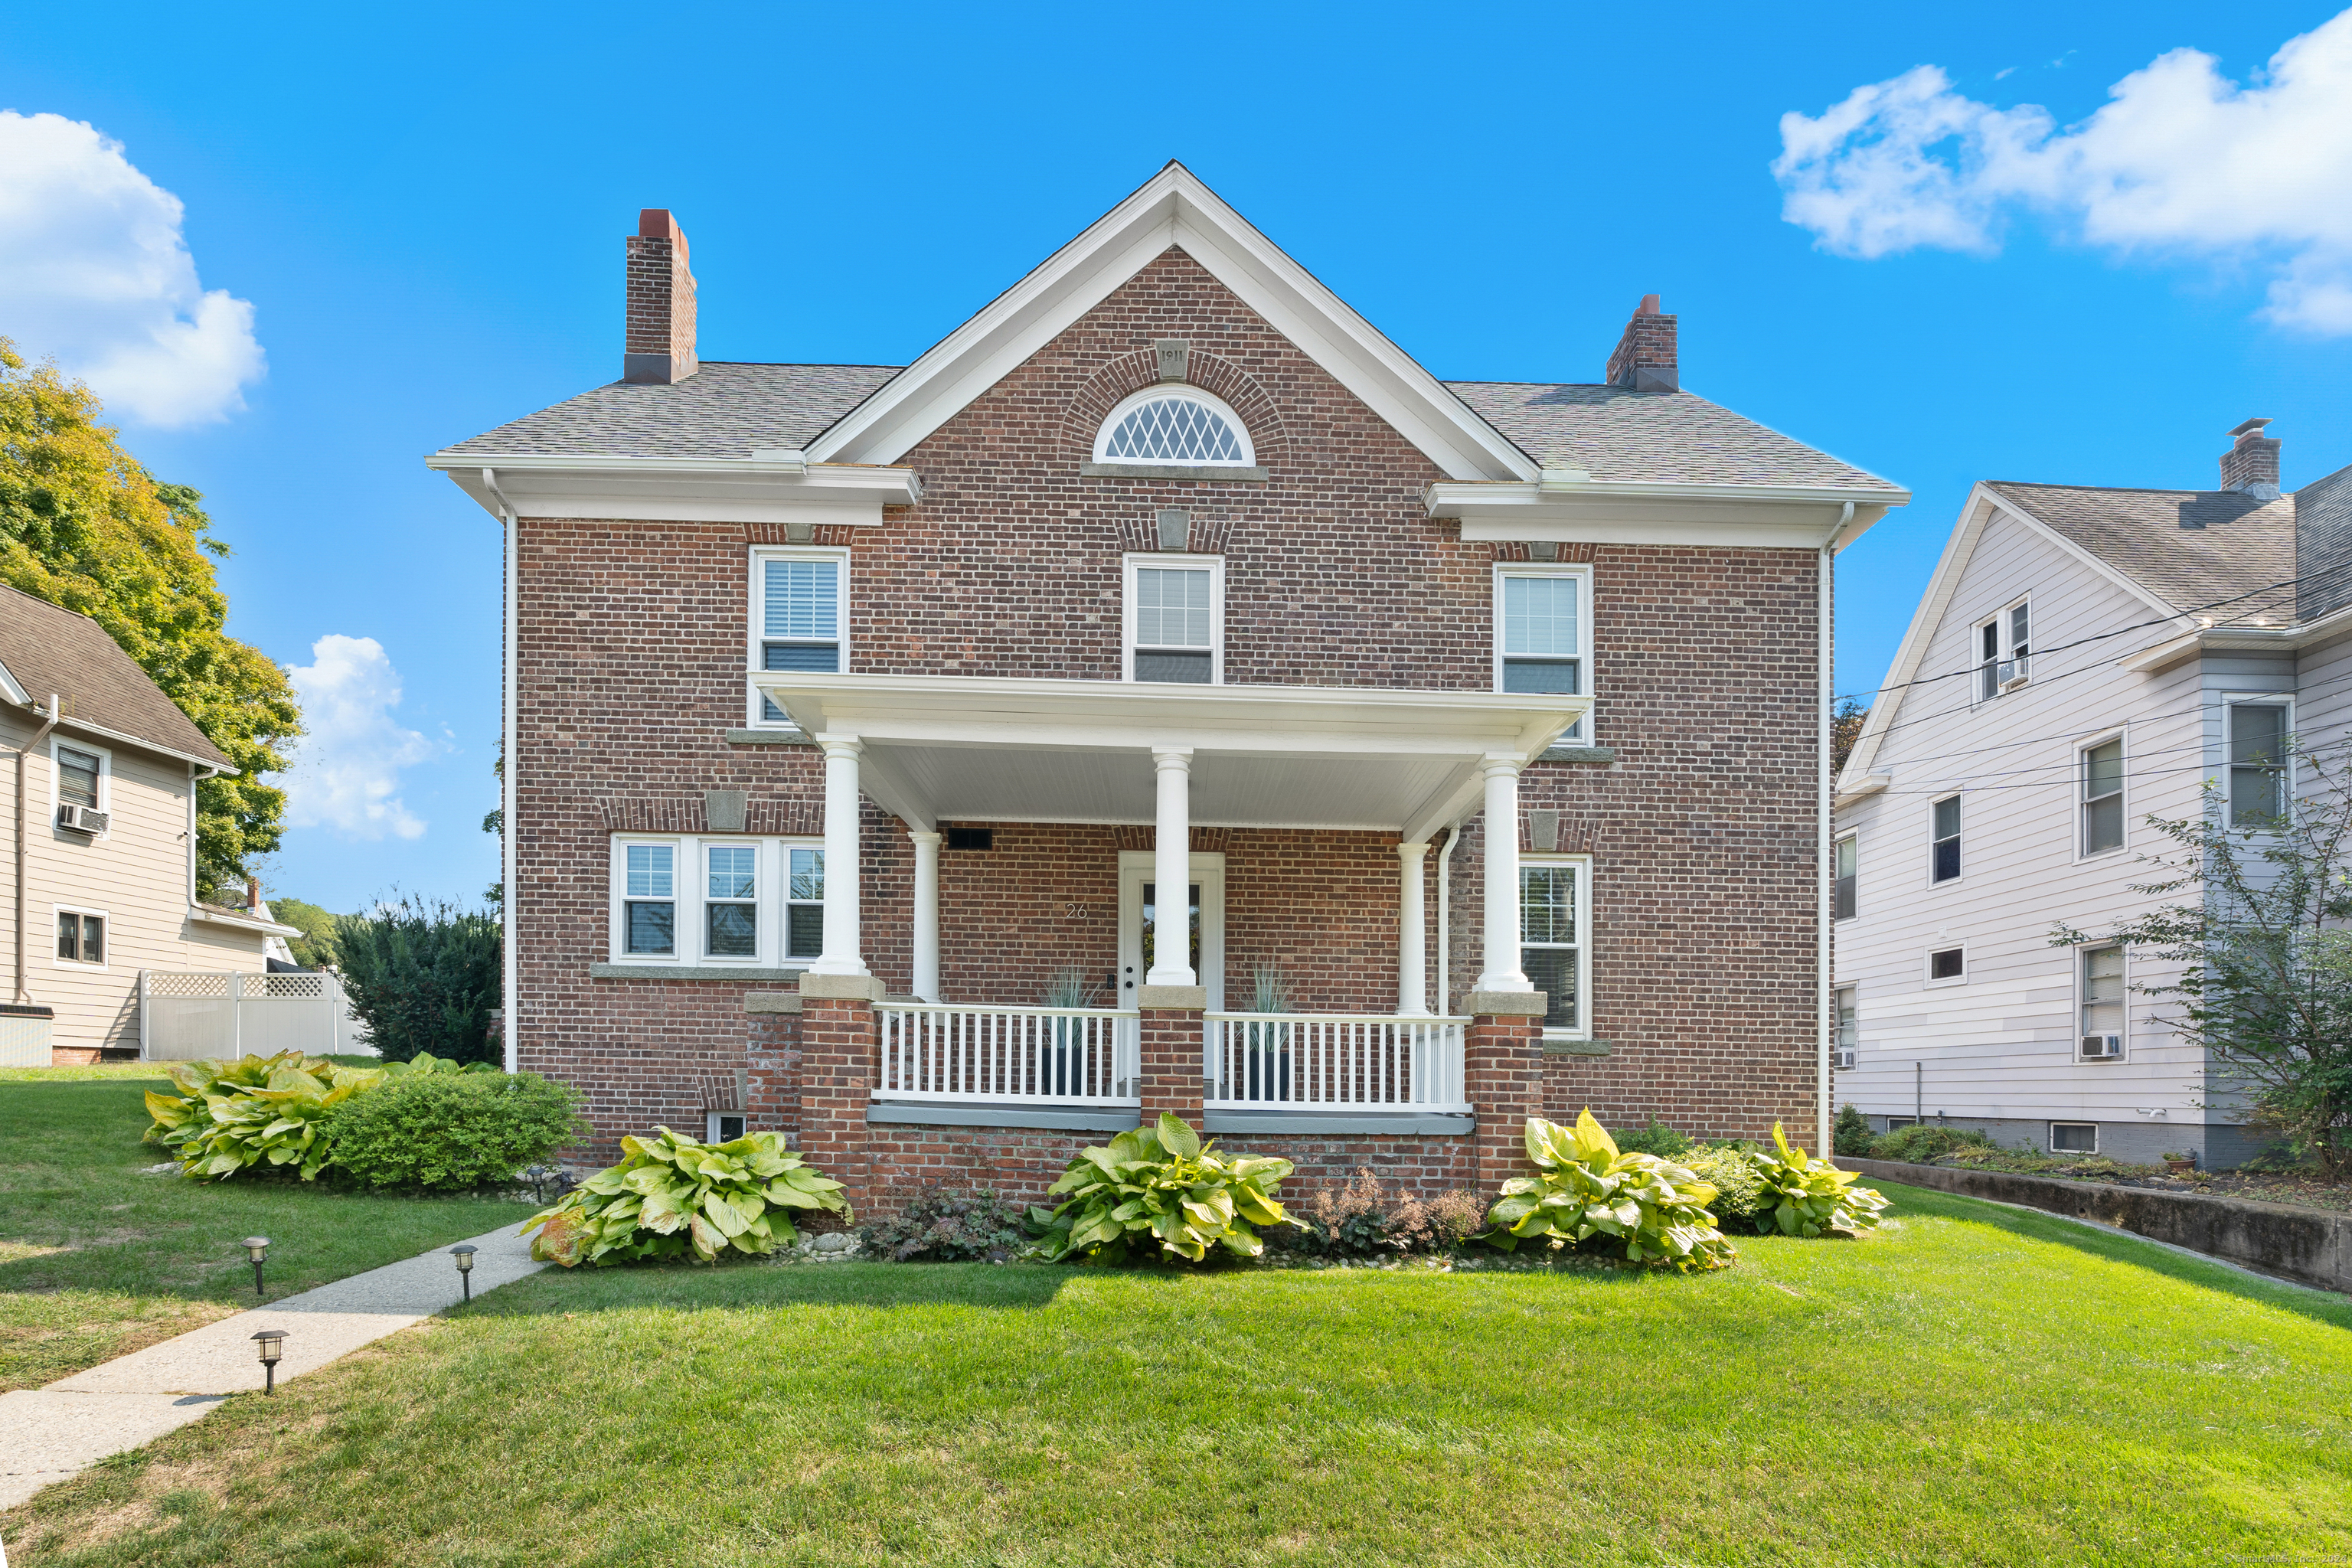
1833,1103,1874,1158
336,895,501,1064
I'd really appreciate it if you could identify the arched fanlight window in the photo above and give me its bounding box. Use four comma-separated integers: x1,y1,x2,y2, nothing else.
1093,387,1256,466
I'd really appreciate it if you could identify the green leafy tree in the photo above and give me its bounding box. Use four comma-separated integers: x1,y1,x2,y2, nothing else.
2053,743,2352,1175
0,341,299,895
1831,696,1867,775
335,895,502,1065
266,897,341,969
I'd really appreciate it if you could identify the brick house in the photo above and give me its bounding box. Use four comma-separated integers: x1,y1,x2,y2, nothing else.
429,164,1906,1207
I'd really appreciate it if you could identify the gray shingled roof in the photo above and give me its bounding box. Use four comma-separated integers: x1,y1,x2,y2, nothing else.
439,362,902,459
1984,481,2299,620
0,585,232,768
1445,383,1897,490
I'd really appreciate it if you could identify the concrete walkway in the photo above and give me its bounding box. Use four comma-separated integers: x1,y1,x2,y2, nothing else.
0,1221,543,1511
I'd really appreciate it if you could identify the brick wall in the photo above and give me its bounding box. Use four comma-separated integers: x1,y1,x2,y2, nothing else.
511,247,1822,1169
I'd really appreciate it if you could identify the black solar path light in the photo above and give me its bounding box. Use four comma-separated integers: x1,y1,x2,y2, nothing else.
242,1236,270,1298
450,1243,479,1302
251,1328,286,1396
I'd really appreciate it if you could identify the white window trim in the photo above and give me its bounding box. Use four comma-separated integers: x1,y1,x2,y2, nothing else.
1972,593,2032,703
2075,940,2128,1063
1928,792,1963,888
746,544,852,729
2048,1120,2099,1155
1833,830,1858,923
1492,562,1596,744
2223,693,2295,828
54,903,109,969
698,840,763,963
783,843,826,964
2074,727,2128,861
1092,384,1257,468
50,736,112,835
1122,553,1226,685
1924,943,1968,988
608,835,825,968
705,1111,748,1144
1521,852,1593,1040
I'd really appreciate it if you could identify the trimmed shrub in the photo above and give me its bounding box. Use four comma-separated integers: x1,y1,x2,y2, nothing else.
526,1128,849,1266
862,1189,1027,1262
1867,1124,1995,1163
1833,1103,1874,1158
1614,1118,1693,1158
142,1050,493,1181
1680,1145,1766,1232
326,1071,585,1191
1030,1113,1295,1263
1482,1110,1735,1272
335,896,501,1065
1268,1169,1491,1259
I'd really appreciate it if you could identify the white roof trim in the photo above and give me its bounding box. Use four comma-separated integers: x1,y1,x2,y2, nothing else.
426,455,921,522
804,162,1537,482
0,658,27,707
190,906,305,939
1838,483,2185,787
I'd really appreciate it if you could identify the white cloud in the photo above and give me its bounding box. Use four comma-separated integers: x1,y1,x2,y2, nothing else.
283,636,439,841
1773,10,2352,333
0,110,265,424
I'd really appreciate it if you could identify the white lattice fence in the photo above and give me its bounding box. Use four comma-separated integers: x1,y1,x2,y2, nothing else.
141,971,368,1060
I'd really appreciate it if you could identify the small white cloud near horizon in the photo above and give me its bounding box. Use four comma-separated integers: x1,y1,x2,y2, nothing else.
283,635,439,842
0,110,265,425
1773,9,2352,333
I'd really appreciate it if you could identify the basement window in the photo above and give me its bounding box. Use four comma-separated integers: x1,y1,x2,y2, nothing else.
706,1112,747,1144
2049,1122,2098,1155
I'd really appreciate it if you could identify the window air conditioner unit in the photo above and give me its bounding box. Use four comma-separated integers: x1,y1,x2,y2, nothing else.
1834,1048,1857,1072
56,805,107,835
2079,1034,2122,1060
1998,657,2030,692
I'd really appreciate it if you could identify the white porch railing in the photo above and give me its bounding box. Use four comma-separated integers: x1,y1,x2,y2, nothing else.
1204,1014,1470,1113
875,1004,1141,1106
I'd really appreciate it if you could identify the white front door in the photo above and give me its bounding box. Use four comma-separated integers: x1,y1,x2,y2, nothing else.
1116,851,1224,1011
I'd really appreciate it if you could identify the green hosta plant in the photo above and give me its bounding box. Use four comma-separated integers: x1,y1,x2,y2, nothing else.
524,1127,849,1266
1029,1112,1295,1263
1746,1122,1891,1237
1483,1109,1736,1272
142,1050,497,1180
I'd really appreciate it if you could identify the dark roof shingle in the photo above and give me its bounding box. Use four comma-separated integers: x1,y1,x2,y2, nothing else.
439,362,902,459
0,586,232,768
1983,481,2298,619
1443,382,1897,489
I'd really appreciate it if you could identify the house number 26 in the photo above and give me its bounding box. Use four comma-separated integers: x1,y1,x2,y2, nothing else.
1063,903,1089,919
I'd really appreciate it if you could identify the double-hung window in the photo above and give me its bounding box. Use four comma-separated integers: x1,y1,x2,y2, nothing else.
1834,985,1858,1066
705,845,758,958
1125,557,1220,684
2227,700,2289,826
1834,835,1857,921
623,844,677,956
1930,795,1962,883
750,549,846,724
56,746,102,810
2080,944,2124,1058
1496,566,1592,741
1977,599,2030,699
2081,737,2125,854
1519,858,1589,1034
56,909,105,965
786,848,825,959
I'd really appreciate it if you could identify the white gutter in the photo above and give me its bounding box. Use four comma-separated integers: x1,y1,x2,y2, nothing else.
2121,599,2352,674
485,467,521,1073
15,694,59,1004
1426,477,1913,511
189,906,305,939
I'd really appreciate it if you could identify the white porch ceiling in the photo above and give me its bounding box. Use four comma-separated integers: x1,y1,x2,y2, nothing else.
758,673,1586,838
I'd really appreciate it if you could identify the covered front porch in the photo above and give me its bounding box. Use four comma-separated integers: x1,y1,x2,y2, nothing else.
759,674,1586,1135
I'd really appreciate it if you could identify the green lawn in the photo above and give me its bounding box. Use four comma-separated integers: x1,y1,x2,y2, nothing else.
0,1079,536,1389
6,1184,2347,1567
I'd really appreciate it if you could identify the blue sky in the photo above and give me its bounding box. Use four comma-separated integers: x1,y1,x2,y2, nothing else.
5,2,2349,911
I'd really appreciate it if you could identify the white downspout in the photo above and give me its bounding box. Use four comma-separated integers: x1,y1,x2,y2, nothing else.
1434,817,1465,1014
16,694,60,1004
1818,506,1848,1155
485,469,521,1073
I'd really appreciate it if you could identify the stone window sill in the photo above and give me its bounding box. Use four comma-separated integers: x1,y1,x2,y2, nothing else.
724,729,814,746
1539,746,1616,764
1080,462,1269,482
590,962,812,982
1542,1037,1613,1057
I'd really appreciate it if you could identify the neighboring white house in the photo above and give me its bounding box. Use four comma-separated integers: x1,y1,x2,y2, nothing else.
1834,421,2352,1168
0,585,300,1063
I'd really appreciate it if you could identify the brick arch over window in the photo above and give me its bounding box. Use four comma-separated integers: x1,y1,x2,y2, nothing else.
1060,348,1290,471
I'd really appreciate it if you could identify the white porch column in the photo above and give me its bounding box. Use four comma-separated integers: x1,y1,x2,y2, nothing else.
1475,756,1531,992
812,738,868,976
908,829,941,1001
1396,840,1430,1015
1147,746,1196,988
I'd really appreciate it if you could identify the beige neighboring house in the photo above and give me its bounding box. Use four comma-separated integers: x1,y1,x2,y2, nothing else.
0,584,298,1065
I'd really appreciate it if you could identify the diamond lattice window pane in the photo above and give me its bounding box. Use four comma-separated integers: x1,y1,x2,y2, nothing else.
1102,397,1247,463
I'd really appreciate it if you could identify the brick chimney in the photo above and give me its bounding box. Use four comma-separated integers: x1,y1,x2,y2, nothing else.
2220,417,2281,501
623,209,698,386
1606,294,1677,393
